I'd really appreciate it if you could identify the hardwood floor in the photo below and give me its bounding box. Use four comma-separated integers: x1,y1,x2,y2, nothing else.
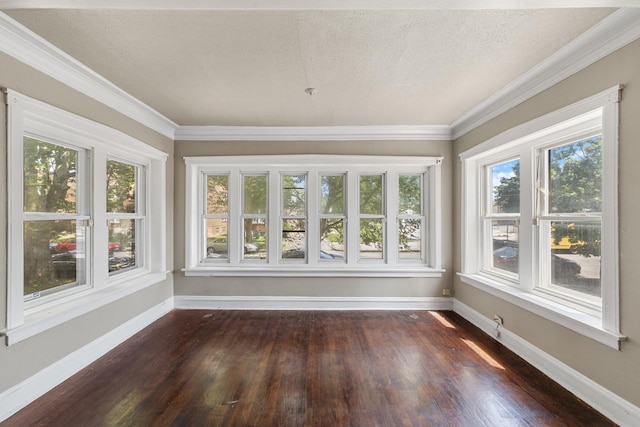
3,310,614,426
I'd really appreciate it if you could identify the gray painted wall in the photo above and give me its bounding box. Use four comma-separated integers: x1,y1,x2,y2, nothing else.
0,52,175,393
173,140,454,297
453,38,640,407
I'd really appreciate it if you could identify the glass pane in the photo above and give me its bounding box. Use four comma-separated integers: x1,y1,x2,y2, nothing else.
23,137,77,213
25,220,85,299
360,218,383,259
108,219,137,273
491,219,519,274
206,218,228,259
360,175,384,215
107,160,136,213
549,136,602,214
549,221,601,297
244,219,267,261
399,219,422,260
399,175,422,215
320,218,345,261
490,159,520,214
282,175,306,216
206,175,229,214
281,219,306,259
320,175,345,215
244,175,267,214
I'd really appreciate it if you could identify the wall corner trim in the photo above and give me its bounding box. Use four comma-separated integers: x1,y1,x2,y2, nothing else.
0,298,175,423
0,12,178,139
453,299,640,427
451,8,640,140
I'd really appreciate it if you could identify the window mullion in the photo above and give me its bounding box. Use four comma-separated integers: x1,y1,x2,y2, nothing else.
228,171,240,264
268,171,278,264
347,171,359,265
93,150,108,287
387,170,398,265
307,172,319,265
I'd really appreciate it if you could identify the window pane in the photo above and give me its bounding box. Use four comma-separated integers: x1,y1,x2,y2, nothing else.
244,175,267,214
360,218,383,259
399,219,422,260
24,137,77,213
491,220,519,274
107,160,136,213
206,219,228,259
399,175,422,215
25,220,85,299
108,219,137,273
490,159,520,214
207,175,228,215
360,175,384,215
282,175,306,216
549,136,601,214
549,221,601,297
244,219,267,260
320,218,345,261
282,219,306,259
320,175,345,214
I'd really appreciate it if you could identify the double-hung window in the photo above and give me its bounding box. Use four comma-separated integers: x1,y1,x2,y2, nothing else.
6,90,167,345
184,155,443,277
459,86,624,349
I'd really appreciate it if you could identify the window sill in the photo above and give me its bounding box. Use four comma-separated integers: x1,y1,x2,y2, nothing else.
457,272,626,350
4,271,168,346
183,266,445,278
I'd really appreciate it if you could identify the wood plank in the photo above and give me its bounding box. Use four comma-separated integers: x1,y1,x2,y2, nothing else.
3,310,615,426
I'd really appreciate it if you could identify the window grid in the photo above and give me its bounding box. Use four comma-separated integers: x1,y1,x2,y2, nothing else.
185,156,443,277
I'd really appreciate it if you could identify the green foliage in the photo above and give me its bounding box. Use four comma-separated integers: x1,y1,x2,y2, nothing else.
107,160,136,213
493,163,520,214
23,137,77,213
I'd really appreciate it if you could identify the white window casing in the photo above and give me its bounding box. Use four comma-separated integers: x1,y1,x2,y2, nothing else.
459,85,625,349
184,155,444,278
5,89,168,345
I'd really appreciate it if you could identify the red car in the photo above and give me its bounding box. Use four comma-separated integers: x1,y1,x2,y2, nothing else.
55,240,121,253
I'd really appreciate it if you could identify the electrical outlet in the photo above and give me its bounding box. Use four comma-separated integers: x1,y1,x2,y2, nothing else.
442,288,452,296
493,315,503,326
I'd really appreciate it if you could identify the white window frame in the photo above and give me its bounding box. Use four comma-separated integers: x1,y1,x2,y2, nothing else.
5,89,167,345
106,157,146,276
459,85,625,349
184,155,444,277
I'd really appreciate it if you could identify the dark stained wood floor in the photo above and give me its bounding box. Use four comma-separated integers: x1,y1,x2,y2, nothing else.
3,310,614,427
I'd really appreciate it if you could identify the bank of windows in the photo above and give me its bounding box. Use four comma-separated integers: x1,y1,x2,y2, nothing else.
202,170,427,266
21,138,145,304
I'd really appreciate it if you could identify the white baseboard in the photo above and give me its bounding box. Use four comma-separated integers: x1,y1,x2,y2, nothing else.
453,299,640,427
0,297,174,423
174,295,454,311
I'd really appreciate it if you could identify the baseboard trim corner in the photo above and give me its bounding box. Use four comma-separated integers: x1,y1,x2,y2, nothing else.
0,297,174,423
452,299,640,427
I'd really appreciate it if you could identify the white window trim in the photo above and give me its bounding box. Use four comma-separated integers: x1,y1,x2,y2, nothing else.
5,89,168,345
184,155,444,278
459,85,625,350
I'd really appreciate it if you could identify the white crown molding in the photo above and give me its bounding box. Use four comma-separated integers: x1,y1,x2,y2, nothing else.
175,125,452,141
453,300,640,427
451,8,640,140
174,296,454,311
1,0,636,10
0,12,178,140
0,298,174,423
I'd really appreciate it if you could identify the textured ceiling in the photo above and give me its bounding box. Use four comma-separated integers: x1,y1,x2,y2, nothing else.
4,8,616,127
